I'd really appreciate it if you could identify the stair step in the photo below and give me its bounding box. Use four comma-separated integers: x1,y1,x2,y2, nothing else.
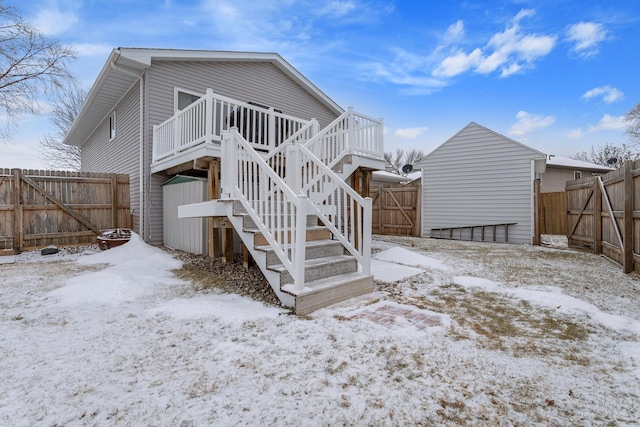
281,272,374,315
239,212,317,229
268,254,357,286
255,239,344,265
246,226,331,246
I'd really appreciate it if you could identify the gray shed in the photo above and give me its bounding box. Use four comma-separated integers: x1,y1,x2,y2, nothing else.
417,122,546,245
163,175,208,254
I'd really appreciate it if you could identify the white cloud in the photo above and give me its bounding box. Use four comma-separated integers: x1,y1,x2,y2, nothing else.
508,111,555,136
581,86,624,103
32,4,79,35
70,43,114,57
393,127,429,139
588,114,626,132
432,48,482,77
567,22,607,57
566,128,584,139
433,9,556,79
443,20,464,44
320,1,357,17
567,114,626,138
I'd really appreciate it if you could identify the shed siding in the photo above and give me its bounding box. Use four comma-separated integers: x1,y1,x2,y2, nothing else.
421,123,538,244
163,179,208,254
81,81,141,233
143,60,340,245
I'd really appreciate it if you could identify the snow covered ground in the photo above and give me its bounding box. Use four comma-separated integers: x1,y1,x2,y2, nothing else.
1,235,639,426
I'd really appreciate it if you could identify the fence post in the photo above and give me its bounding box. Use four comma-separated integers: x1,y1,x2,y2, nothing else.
593,179,602,255
623,161,634,273
12,169,22,254
111,174,118,228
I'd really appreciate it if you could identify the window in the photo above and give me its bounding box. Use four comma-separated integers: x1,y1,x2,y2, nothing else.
109,111,116,140
574,171,582,179
174,88,203,112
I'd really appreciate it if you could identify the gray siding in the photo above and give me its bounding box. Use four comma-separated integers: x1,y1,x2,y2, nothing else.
143,60,340,245
81,81,142,234
421,123,541,244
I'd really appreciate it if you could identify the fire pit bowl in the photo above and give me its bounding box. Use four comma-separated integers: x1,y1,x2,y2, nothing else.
97,228,132,250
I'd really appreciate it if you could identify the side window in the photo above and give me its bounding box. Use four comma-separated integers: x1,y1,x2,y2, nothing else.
174,88,203,112
109,111,116,140
574,171,582,180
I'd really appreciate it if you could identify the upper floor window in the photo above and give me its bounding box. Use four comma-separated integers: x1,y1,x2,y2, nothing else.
109,111,116,140
174,88,203,112
574,171,582,180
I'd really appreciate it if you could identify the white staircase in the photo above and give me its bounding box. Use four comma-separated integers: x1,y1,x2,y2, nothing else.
179,106,384,314
226,202,373,314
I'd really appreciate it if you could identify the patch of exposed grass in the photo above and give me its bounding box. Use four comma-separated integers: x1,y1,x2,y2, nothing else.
174,266,225,292
398,284,592,362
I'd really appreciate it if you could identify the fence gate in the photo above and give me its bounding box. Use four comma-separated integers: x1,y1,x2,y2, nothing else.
0,169,130,254
371,185,421,236
538,191,567,235
565,160,638,274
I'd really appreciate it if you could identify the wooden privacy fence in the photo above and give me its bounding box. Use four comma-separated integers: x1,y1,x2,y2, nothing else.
538,191,567,235
0,169,130,254
371,185,421,236
566,160,639,273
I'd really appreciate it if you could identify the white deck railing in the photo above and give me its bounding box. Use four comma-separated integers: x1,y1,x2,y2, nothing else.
304,107,384,170
153,89,310,164
222,128,309,290
223,124,373,289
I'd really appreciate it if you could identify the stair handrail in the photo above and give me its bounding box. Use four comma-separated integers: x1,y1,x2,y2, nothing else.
293,143,372,275
304,107,384,170
222,128,308,290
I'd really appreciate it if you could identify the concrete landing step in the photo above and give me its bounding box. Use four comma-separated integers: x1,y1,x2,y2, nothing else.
281,272,374,315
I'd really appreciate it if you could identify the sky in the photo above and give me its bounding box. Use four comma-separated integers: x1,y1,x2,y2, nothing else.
3,0,639,169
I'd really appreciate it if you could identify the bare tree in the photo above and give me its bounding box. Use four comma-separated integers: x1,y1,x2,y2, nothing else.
384,148,425,175
625,102,640,148
0,3,76,138
572,142,638,169
39,83,85,170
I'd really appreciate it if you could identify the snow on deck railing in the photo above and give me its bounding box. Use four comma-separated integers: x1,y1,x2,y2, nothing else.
152,89,310,164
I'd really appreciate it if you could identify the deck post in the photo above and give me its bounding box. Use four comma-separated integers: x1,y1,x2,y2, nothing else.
208,158,221,258
294,196,308,291
205,89,214,141
268,107,276,148
362,197,372,275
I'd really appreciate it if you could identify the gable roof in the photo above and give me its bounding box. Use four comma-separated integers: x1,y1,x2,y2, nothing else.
64,48,343,147
546,155,613,172
417,122,547,167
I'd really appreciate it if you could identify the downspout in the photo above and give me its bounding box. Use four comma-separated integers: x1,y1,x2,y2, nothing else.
109,60,146,239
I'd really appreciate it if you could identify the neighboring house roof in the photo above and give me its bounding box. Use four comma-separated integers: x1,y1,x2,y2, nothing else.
545,155,613,172
64,48,344,147
416,122,547,168
372,170,421,184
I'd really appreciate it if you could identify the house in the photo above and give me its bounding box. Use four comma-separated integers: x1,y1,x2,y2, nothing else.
540,155,612,192
63,48,385,314
416,122,546,245
371,170,421,187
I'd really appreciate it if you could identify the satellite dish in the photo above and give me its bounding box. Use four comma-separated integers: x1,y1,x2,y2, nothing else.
606,157,618,165
401,164,413,174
